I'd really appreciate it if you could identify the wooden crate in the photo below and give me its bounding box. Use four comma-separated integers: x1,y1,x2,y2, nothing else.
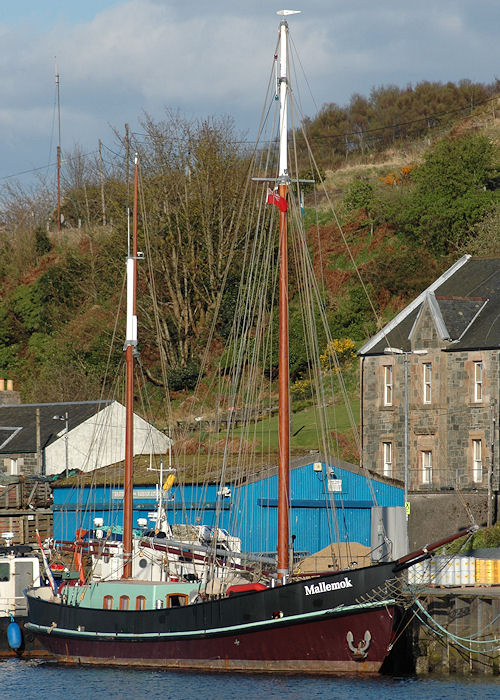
0,510,53,545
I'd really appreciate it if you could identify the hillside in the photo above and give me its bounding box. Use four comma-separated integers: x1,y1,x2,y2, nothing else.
0,85,498,457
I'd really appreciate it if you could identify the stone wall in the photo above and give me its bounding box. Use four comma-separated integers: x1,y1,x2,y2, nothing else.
408,492,495,551
409,590,500,675
361,347,499,495
1,452,41,476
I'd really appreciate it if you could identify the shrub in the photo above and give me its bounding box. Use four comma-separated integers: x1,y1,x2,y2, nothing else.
320,338,356,370
167,362,201,391
290,378,313,400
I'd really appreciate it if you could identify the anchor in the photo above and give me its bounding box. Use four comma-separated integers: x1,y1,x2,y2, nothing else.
346,630,371,659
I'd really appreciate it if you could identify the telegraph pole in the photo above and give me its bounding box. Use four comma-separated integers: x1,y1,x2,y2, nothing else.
55,58,62,231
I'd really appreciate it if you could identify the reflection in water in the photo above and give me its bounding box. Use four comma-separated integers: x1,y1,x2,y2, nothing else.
1,659,500,700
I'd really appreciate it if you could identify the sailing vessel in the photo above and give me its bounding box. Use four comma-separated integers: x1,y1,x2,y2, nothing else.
26,10,473,673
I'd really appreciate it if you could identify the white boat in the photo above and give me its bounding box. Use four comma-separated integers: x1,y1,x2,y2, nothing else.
0,535,48,657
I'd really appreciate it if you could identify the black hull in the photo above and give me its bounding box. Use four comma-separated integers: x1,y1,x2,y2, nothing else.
26,562,399,673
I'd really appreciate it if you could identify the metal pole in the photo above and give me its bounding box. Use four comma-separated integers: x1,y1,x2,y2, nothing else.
55,59,61,232
488,407,495,527
64,411,69,479
404,353,409,515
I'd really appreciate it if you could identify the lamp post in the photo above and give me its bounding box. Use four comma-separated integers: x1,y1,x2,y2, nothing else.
384,347,427,516
52,411,69,478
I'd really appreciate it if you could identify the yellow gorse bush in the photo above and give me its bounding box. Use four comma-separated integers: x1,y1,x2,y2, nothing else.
290,378,313,399
320,338,356,370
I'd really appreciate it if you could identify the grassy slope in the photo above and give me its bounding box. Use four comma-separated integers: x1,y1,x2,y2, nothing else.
226,401,359,453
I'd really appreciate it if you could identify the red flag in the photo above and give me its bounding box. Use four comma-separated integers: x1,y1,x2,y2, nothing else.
266,188,288,213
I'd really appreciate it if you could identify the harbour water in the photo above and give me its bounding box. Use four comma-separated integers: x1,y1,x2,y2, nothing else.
1,659,500,700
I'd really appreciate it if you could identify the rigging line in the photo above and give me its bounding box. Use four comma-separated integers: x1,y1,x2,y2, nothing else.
47,81,58,178
293,223,383,525
129,93,498,147
213,213,273,536
100,141,126,158
293,107,395,356
137,159,173,428
288,34,319,123
413,600,500,650
294,94,500,144
290,192,345,546
218,189,277,542
4,94,496,186
192,137,260,400
289,230,342,546
66,362,126,540
0,162,59,181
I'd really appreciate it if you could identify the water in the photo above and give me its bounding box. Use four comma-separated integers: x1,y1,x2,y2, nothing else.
1,659,500,700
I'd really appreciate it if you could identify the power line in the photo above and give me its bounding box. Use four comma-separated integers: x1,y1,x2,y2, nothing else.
1,94,497,184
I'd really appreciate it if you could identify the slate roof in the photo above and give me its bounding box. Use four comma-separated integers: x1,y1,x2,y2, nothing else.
359,256,500,355
0,400,111,454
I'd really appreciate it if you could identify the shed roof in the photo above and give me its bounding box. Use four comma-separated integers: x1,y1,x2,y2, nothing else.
53,450,402,490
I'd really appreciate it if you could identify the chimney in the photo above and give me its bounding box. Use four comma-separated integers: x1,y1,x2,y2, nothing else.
0,379,21,406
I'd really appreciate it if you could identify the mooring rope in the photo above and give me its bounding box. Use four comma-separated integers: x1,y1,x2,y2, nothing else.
414,599,500,653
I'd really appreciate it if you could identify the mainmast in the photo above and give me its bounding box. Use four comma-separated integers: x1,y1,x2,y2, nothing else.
122,155,139,578
276,9,300,582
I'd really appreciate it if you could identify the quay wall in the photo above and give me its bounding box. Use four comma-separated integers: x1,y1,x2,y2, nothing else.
408,492,497,551
403,589,500,675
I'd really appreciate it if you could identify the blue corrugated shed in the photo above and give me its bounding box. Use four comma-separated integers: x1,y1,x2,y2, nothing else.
53,457,402,555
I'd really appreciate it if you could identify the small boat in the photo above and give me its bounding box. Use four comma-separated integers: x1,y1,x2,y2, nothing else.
26,10,472,673
0,537,49,657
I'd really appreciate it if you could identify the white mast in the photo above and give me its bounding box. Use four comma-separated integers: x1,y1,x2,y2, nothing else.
276,10,300,178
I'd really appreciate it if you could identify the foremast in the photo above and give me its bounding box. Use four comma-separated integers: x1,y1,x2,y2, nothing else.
277,10,300,582
122,155,139,578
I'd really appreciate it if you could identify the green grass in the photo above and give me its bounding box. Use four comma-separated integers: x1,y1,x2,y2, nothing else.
226,400,360,452
303,208,335,230
57,400,361,489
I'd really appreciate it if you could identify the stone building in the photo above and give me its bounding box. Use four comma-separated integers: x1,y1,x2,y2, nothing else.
358,255,500,543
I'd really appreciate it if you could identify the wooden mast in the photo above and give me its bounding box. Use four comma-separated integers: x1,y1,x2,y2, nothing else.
122,155,139,578
276,11,298,582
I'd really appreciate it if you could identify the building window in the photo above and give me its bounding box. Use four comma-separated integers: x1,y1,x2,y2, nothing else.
166,593,189,608
422,451,432,484
423,363,432,404
474,361,483,402
384,366,393,406
383,442,392,477
119,595,130,610
103,595,113,610
472,439,483,483
135,595,146,610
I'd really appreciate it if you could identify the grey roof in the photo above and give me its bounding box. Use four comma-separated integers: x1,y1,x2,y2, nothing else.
437,296,487,341
0,400,112,454
359,256,500,355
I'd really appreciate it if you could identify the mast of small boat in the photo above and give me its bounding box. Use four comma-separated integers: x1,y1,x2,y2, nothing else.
122,155,139,578
277,10,300,582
